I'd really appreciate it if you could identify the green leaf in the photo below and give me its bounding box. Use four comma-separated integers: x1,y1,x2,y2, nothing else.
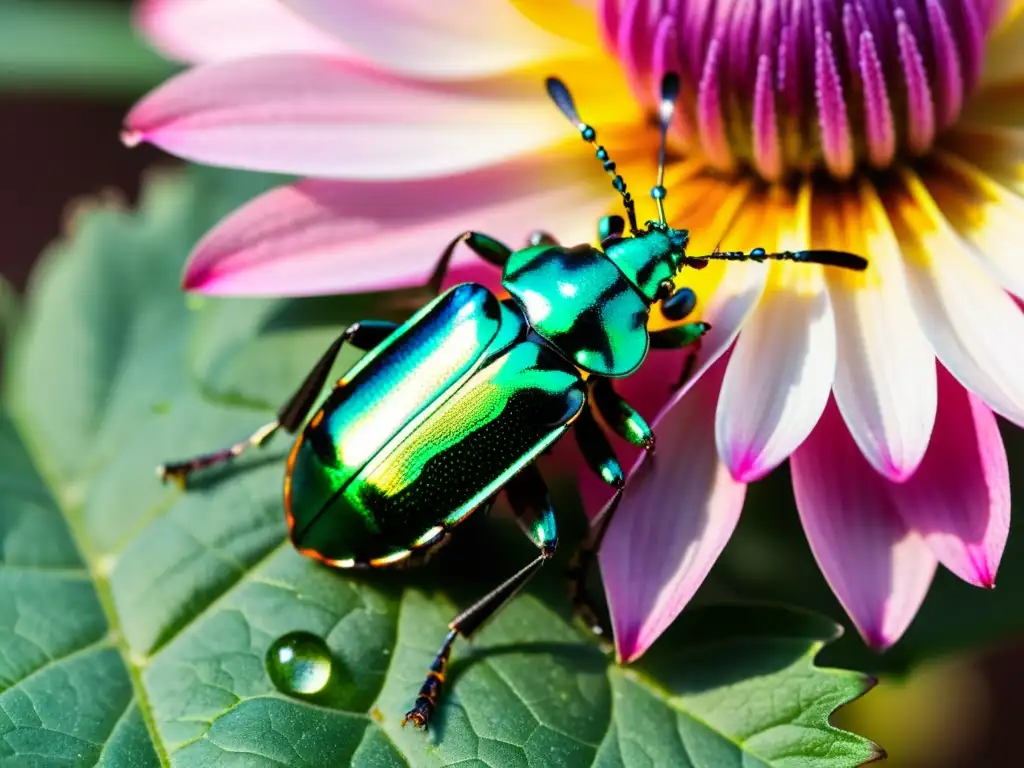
0,0,180,98
1,166,879,766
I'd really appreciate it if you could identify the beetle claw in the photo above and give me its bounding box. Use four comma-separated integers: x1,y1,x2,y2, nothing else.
156,463,188,490
400,706,430,730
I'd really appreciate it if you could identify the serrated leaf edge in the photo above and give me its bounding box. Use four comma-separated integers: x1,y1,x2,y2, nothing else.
619,609,886,767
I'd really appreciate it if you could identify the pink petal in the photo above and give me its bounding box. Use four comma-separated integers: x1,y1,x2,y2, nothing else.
136,0,346,64
716,277,836,483
433,261,507,295
792,398,938,649
599,355,747,662
124,55,566,180
598,0,621,51
183,156,609,296
890,366,1010,588
284,0,577,79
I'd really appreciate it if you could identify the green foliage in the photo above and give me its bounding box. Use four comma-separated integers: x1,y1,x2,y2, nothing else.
0,0,179,98
0,167,879,766
0,274,16,349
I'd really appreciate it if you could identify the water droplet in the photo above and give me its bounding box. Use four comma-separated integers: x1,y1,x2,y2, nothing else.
185,295,208,312
266,631,332,696
120,129,143,148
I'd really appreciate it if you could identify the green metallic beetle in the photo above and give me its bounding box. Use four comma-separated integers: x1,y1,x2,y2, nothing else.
158,73,868,729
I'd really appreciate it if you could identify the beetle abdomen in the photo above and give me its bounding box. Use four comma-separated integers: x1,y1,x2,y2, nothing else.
308,284,503,482
345,338,585,536
284,284,585,567
284,283,503,565
286,338,585,566
285,437,380,565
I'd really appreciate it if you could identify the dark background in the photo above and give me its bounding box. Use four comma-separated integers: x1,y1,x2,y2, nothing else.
2,1,1021,764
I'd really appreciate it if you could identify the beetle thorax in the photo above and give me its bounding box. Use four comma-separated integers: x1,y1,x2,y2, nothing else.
602,226,688,302
501,243,652,377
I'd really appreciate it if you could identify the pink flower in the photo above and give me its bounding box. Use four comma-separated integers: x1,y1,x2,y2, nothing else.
127,0,1023,662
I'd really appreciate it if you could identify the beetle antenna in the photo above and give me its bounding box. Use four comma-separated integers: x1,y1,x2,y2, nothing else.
546,76,640,235
684,247,869,271
651,72,680,225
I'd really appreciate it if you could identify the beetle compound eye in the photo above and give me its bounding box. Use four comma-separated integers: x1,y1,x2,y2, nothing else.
598,214,626,245
662,287,697,321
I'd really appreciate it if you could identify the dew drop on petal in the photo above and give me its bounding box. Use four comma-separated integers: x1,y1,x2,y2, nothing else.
120,129,143,148
266,631,332,696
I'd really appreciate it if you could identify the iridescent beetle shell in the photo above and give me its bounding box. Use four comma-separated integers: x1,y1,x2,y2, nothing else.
284,283,587,566
604,226,688,299
285,222,696,566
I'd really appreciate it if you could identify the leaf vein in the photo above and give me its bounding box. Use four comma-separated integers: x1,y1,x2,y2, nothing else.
91,696,138,767
0,564,90,578
0,637,113,695
147,539,290,660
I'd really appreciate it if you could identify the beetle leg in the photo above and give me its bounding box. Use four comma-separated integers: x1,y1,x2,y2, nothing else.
598,214,626,245
156,420,280,490
566,333,717,636
402,464,557,731
660,286,697,322
566,402,627,641
505,464,560,555
276,320,397,432
673,334,704,391
566,489,622,639
427,231,512,294
648,321,711,350
647,322,712,392
573,406,625,489
590,378,655,452
157,320,398,488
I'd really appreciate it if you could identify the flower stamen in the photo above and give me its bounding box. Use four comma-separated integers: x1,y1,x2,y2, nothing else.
603,0,1002,181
